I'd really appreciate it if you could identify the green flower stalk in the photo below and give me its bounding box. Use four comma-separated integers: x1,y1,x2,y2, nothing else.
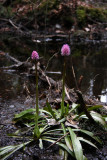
31,51,40,138
61,57,66,117
35,62,39,116
61,44,71,118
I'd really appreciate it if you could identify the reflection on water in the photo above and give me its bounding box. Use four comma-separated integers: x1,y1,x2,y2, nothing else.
0,35,107,104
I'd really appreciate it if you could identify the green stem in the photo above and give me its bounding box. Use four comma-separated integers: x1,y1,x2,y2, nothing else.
35,62,39,116
61,58,66,118
34,62,40,138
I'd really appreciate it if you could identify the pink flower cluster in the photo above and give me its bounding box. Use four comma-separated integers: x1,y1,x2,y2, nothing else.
31,51,39,60
61,44,70,56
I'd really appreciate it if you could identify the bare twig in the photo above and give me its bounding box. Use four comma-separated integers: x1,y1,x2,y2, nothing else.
65,86,71,101
5,53,21,63
46,132,69,150
78,75,84,90
9,19,20,30
71,57,79,90
44,52,58,72
39,67,51,88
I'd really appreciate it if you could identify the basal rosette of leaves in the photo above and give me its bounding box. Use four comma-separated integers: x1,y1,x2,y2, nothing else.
1,103,106,160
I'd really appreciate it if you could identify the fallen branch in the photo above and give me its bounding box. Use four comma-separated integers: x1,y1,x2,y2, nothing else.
5,53,21,63
76,90,95,122
71,57,94,122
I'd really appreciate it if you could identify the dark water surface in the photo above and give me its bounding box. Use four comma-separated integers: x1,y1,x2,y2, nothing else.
0,34,107,104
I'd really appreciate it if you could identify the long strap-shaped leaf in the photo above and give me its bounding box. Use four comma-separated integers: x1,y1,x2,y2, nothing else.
68,127,83,160
78,137,97,149
73,129,102,144
0,140,32,160
46,101,57,120
61,123,72,151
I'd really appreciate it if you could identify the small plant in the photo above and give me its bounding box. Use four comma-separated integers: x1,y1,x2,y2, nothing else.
31,50,40,138
61,44,71,118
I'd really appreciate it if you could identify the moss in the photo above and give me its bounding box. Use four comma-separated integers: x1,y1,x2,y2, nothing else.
76,6,107,28
86,7,107,23
0,5,14,18
76,8,86,27
38,0,60,14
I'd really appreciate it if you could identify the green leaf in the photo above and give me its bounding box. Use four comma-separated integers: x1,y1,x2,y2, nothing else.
90,111,106,127
14,108,35,119
53,109,61,119
87,105,103,111
77,129,102,144
39,109,52,116
102,115,107,122
0,146,15,155
75,105,103,120
61,123,72,151
39,125,48,134
46,101,57,120
69,103,80,113
39,139,43,149
65,103,69,115
0,141,32,160
59,117,66,123
78,137,97,149
68,127,83,160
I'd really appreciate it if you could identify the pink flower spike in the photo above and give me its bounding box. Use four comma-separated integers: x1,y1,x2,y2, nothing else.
61,44,70,56
31,51,39,60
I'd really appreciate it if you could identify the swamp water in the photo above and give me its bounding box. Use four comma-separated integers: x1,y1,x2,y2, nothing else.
0,35,107,103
